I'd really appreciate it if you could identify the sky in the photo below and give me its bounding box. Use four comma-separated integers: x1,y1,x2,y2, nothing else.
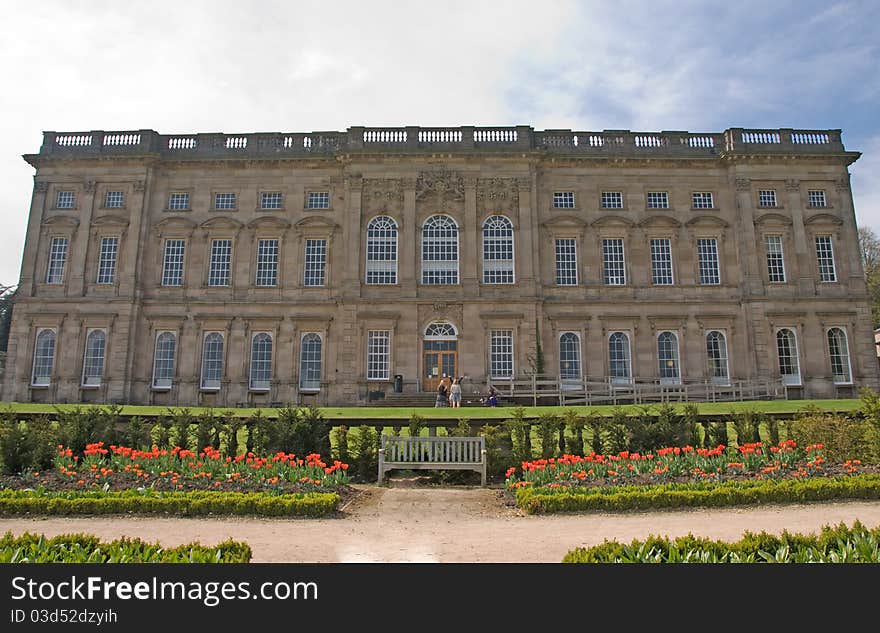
0,0,878,286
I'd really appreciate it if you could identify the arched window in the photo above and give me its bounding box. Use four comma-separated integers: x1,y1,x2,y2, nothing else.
705,331,729,386
366,216,398,284
31,329,56,386
776,328,800,385
827,328,852,384
82,329,106,387
249,333,273,391
152,331,176,389
425,323,457,338
559,332,582,383
608,332,631,384
300,333,322,391
482,215,514,284
200,332,224,390
421,215,459,284
658,331,680,384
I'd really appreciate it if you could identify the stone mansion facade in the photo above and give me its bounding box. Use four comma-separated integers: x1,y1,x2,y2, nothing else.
2,125,877,406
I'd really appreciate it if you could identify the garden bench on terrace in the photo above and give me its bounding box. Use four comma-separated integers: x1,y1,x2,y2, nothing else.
378,435,487,486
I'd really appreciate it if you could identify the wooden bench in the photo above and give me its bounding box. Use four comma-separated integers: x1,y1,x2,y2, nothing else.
378,436,487,486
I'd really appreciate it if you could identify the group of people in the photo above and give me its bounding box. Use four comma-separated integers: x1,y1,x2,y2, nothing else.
435,377,497,408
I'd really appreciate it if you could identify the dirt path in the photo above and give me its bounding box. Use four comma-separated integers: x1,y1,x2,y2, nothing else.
3,486,880,562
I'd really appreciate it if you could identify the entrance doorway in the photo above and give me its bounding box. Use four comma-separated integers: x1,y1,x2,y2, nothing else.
422,322,458,392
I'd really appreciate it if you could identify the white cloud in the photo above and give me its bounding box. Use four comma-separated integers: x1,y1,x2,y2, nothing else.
851,134,880,233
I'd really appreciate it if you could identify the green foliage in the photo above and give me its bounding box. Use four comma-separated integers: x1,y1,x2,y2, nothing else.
349,425,379,482
333,425,350,462
589,416,604,454
767,418,780,446
253,406,330,457
681,404,701,447
604,408,630,454
0,414,57,475
707,420,728,447
629,404,687,452
537,412,562,459
408,413,426,438
789,411,878,463
222,415,244,458
169,408,194,451
150,415,172,450
57,406,120,454
195,409,217,453
123,416,150,450
563,409,585,455
733,409,763,445
480,423,515,477
504,407,531,462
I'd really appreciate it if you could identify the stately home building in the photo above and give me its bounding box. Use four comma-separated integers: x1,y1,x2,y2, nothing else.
2,125,877,407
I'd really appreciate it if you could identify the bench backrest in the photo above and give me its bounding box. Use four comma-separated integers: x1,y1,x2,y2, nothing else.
381,435,485,464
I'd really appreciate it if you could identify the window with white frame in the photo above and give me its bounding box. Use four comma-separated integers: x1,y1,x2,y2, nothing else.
647,191,669,209
168,192,190,210
161,239,185,286
46,237,68,284
827,327,852,384
650,238,674,285
657,331,680,384
808,190,827,208
304,239,326,287
559,332,581,380
31,328,56,386
602,238,626,285
200,332,224,390
306,191,330,209
706,330,730,385
601,191,623,209
260,191,283,210
367,330,391,380
152,331,176,389
555,238,578,285
421,215,459,284
207,239,232,287
765,235,786,283
366,216,398,284
758,189,777,207
489,329,513,379
214,192,236,210
56,191,75,209
776,328,801,385
249,333,273,391
553,192,575,208
697,238,721,285
96,237,119,285
482,216,514,284
81,329,106,387
815,235,837,282
255,239,279,287
104,191,124,209
300,333,323,391
608,332,631,384
692,192,714,209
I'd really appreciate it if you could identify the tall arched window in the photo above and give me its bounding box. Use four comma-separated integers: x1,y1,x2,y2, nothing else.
249,333,273,391
152,331,176,389
366,216,398,284
827,327,852,384
31,328,56,386
706,330,729,386
559,332,581,388
482,215,514,284
776,328,800,385
608,332,631,384
658,331,680,384
200,332,224,390
81,329,106,387
300,333,322,391
421,215,459,284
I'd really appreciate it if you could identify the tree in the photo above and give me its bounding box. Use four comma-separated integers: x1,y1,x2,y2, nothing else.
0,284,16,353
858,227,880,327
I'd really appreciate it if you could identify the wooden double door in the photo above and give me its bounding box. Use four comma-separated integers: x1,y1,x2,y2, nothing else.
422,339,458,392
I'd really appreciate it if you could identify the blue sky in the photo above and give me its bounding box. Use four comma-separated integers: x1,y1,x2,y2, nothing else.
0,0,878,285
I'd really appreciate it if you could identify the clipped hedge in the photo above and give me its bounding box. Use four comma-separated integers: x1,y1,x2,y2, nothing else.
562,521,880,562
2,531,251,563
516,474,880,514
0,489,339,517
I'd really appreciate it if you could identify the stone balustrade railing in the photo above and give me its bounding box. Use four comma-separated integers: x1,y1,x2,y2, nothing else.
36,126,847,158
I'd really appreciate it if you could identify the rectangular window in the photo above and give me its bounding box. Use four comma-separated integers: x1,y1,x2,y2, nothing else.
816,235,837,282
104,191,124,209
601,191,623,209
489,329,514,379
214,192,236,210
208,239,232,286
555,238,578,286
758,189,777,207
650,238,674,285
808,190,827,208
602,238,626,285
152,332,177,389
692,192,714,209
307,191,330,209
553,192,575,208
255,239,279,287
304,239,326,287
46,237,68,284
367,330,390,380
765,235,786,283
56,191,75,209
96,237,119,284
161,239,185,286
168,192,190,210
697,238,721,285
260,191,283,210
647,191,669,209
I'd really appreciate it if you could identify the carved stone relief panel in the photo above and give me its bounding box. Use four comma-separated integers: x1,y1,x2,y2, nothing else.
477,178,519,216
363,178,404,214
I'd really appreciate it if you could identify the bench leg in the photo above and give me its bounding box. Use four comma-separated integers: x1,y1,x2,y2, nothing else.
481,449,487,487
378,449,385,485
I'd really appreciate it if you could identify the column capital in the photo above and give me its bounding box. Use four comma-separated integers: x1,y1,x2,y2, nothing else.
735,178,751,192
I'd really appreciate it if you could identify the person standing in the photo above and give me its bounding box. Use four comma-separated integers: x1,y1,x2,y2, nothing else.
435,378,449,407
449,377,462,408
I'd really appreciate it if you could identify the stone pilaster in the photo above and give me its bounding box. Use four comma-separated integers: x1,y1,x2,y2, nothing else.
342,175,363,299
19,180,49,296
462,177,478,293
67,180,97,296
400,178,417,294
733,177,762,295
784,179,814,294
